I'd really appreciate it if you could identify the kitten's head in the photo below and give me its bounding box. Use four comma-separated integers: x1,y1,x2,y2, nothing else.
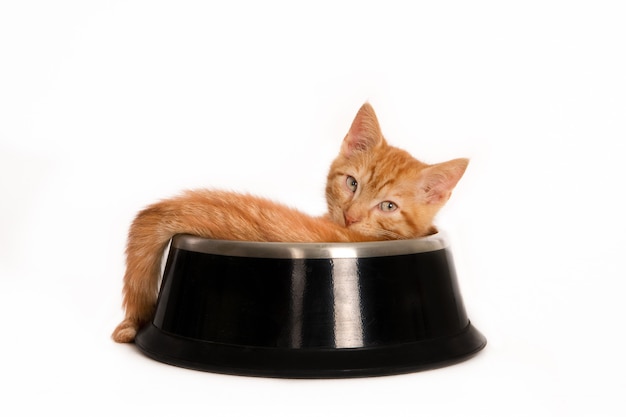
326,103,468,239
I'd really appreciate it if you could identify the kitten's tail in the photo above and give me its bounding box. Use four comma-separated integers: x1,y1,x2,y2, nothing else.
111,200,180,343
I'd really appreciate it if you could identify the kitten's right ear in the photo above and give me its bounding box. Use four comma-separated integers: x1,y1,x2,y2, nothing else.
341,103,385,157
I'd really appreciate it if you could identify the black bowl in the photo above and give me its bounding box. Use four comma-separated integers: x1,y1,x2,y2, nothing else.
135,232,486,378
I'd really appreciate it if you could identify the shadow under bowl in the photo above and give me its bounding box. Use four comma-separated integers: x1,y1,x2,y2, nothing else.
135,232,486,378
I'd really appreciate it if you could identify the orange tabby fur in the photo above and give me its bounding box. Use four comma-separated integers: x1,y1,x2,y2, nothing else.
112,103,468,343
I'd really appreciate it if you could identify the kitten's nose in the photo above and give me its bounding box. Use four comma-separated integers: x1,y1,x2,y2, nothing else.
344,212,360,226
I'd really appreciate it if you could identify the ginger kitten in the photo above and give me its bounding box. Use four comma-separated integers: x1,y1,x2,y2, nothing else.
112,103,468,343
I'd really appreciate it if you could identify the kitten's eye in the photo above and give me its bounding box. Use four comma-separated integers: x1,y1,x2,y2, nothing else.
346,176,358,193
379,201,398,212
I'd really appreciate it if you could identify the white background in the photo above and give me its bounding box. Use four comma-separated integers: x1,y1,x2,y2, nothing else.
1,1,625,416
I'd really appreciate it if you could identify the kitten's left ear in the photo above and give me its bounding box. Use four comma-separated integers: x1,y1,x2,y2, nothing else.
341,102,385,157
418,158,469,205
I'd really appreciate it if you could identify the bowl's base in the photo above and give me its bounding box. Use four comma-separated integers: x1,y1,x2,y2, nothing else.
135,321,486,378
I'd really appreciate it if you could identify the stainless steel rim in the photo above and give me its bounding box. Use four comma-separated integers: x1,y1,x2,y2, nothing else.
171,232,449,259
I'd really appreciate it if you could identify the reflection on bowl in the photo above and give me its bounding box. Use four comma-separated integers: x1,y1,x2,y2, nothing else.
135,232,486,378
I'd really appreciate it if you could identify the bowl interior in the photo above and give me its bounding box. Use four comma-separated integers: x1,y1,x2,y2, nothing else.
170,231,449,259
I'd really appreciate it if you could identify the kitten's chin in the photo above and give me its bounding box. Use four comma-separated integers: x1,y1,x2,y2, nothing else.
326,210,347,227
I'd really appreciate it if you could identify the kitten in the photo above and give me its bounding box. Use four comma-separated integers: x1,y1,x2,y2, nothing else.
112,103,468,343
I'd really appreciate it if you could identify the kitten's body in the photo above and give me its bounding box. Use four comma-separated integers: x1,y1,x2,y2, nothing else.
112,103,468,343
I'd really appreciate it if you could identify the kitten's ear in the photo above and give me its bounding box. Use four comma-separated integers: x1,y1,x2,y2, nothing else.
418,158,469,205
341,102,385,157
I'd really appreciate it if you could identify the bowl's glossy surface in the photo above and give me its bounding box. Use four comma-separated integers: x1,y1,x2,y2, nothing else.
135,233,486,378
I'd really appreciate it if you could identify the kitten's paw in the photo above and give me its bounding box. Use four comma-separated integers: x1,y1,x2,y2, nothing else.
111,319,139,343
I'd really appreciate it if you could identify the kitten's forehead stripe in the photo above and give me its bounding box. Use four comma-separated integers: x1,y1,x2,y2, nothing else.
173,232,449,259
377,179,394,192
368,162,379,184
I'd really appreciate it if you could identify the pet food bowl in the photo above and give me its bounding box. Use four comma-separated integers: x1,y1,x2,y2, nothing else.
135,232,486,378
